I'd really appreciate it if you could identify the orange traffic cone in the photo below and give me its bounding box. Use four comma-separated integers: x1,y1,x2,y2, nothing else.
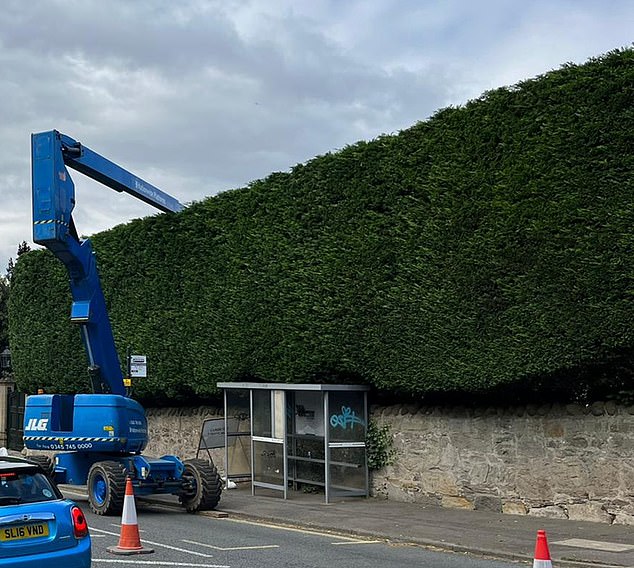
107,477,154,555
533,530,553,568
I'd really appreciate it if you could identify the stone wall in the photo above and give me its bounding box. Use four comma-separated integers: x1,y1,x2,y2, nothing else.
144,407,226,472
371,402,634,525
143,402,634,525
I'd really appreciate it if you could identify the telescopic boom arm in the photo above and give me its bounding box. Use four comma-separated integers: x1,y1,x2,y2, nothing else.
31,129,183,396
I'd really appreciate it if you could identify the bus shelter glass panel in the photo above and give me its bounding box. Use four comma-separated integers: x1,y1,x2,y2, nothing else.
328,391,366,442
294,457,325,487
251,389,286,496
224,389,251,479
252,389,272,437
327,390,368,500
287,391,326,488
293,391,324,436
329,446,367,496
253,440,284,486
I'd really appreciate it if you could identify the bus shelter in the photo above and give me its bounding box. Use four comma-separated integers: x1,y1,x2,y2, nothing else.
217,382,370,503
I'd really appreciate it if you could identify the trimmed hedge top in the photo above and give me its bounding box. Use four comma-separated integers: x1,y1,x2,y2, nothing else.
8,48,634,404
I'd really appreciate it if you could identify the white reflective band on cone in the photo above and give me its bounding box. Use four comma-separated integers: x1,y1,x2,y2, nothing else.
121,493,138,525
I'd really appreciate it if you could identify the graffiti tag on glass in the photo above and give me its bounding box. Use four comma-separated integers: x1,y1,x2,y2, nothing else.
330,406,365,429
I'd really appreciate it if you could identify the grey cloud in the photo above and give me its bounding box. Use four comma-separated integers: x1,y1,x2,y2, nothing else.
0,0,632,274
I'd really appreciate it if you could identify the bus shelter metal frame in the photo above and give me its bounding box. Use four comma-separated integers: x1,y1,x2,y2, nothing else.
218,382,370,504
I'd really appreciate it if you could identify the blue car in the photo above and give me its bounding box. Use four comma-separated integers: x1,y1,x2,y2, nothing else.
0,455,91,567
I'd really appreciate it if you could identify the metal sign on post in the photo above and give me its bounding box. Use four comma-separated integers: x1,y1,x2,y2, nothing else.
129,355,147,378
198,418,238,450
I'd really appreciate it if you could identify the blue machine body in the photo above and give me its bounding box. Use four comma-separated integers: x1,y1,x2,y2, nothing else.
25,130,186,490
23,394,148,454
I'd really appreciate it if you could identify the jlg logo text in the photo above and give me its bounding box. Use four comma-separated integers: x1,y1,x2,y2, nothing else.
25,418,49,431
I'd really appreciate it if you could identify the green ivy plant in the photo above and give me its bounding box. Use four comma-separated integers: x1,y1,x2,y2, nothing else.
366,420,396,471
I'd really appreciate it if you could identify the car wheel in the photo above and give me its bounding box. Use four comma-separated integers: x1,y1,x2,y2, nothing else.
87,461,127,516
179,458,222,513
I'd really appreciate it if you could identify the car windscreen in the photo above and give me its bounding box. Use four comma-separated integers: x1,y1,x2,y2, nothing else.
0,470,59,505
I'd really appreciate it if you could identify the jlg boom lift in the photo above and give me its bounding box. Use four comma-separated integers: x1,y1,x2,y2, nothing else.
23,130,222,515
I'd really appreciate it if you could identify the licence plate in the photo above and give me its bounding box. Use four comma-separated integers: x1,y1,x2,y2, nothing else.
0,523,49,541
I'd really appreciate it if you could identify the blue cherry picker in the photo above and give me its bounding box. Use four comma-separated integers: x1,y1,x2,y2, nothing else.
23,130,222,515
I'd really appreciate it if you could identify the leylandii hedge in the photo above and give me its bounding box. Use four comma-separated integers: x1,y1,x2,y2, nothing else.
8,49,634,404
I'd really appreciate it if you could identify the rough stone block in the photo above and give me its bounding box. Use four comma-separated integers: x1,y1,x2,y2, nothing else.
605,401,618,416
502,501,528,515
567,502,613,524
565,404,583,415
537,404,551,416
544,421,564,438
590,402,605,416
384,480,417,503
474,494,502,512
612,513,634,525
442,495,474,510
569,436,588,448
528,505,568,519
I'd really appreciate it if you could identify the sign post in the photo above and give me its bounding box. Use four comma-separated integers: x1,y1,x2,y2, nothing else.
124,354,147,392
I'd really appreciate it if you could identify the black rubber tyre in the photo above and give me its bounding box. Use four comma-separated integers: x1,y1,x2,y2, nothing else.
179,458,222,513
26,455,54,478
87,461,127,516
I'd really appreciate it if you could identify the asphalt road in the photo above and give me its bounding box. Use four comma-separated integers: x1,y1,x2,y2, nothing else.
84,500,521,568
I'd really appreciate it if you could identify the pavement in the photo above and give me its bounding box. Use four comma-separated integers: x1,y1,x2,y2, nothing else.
60,482,634,568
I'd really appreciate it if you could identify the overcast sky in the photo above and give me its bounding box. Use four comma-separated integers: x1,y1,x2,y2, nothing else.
0,0,631,273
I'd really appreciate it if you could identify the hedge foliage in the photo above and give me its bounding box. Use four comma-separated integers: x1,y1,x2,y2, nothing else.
8,49,634,403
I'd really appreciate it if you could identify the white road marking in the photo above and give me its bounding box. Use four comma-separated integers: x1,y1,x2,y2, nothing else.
90,527,214,558
92,560,229,567
554,538,634,552
182,538,279,551
331,540,382,545
220,519,382,546
224,518,366,541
